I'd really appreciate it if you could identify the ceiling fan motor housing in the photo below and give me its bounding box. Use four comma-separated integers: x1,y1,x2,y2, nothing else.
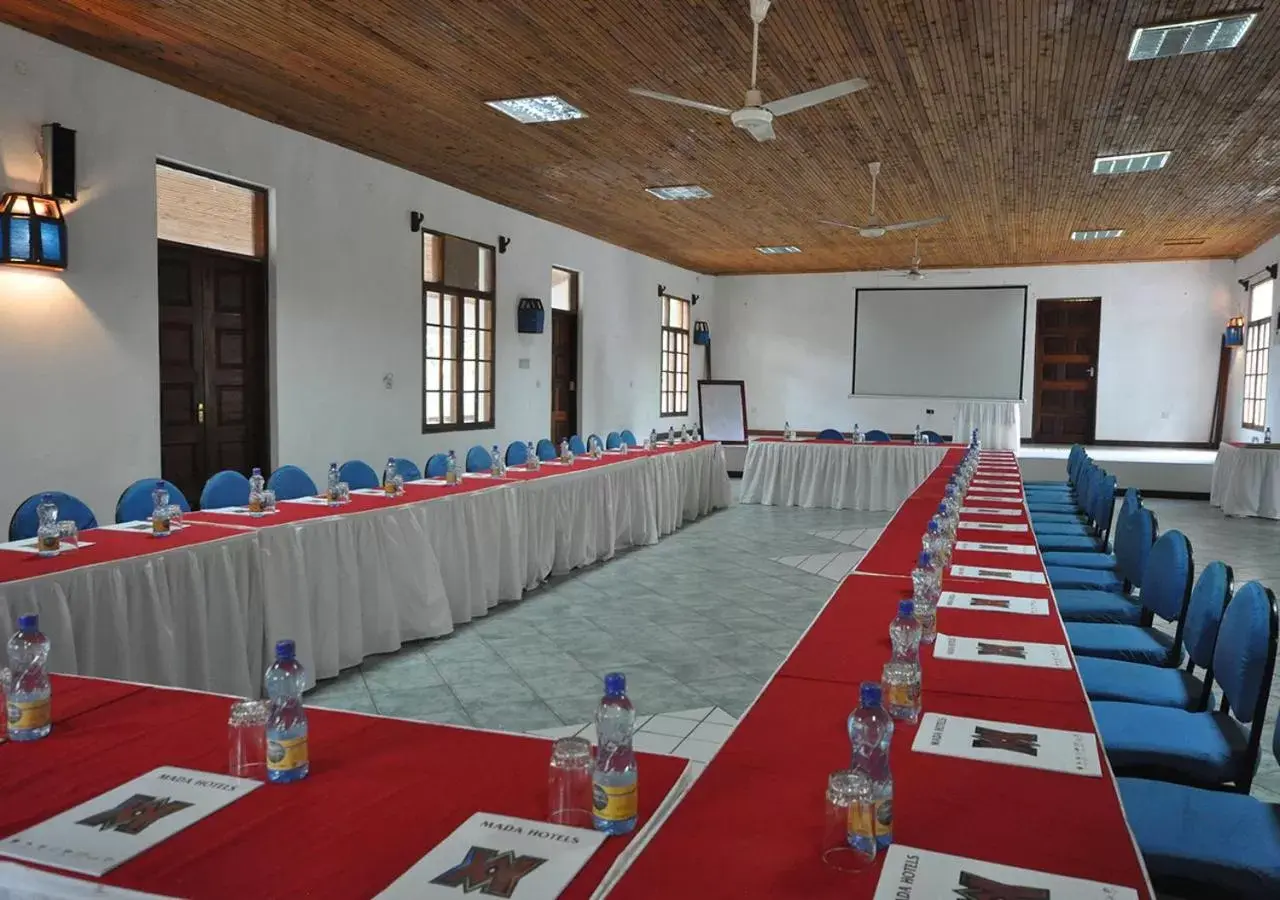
731,106,775,139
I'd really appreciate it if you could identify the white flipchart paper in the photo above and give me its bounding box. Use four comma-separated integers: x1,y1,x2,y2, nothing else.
0,768,260,877
375,813,605,900
0,862,176,899
938,591,1050,616
957,521,1029,533
873,845,1138,900
949,565,1046,584
955,541,1037,555
912,713,1101,776
960,507,1023,517
934,634,1072,670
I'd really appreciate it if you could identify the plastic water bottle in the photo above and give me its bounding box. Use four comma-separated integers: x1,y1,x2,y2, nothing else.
559,439,571,463
592,672,638,835
151,482,172,536
264,639,309,783
668,425,675,443
648,429,657,449
848,682,893,851
248,468,266,515
914,424,922,445
884,600,922,724
784,420,792,441
1267,428,1273,445
851,423,861,444
526,442,539,470
911,551,939,644
6,615,52,741
325,462,340,504
492,445,506,476
382,458,398,495
35,495,60,557
445,450,459,484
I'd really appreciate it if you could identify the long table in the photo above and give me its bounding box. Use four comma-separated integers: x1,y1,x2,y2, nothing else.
0,443,732,694
1210,441,1280,519
0,675,691,898
608,448,1155,897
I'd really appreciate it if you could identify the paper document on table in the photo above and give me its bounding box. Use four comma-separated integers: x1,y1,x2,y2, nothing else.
0,539,96,555
0,767,260,877
955,541,1037,555
949,565,1046,584
349,488,394,497
968,485,1021,494
964,495,1022,505
972,478,1021,487
959,507,1023,517
96,521,189,534
938,591,1050,616
407,479,449,486
912,713,1101,776
873,845,1138,900
375,812,605,899
957,521,1028,533
934,633,1072,669
204,506,281,517
0,861,177,899
278,496,332,506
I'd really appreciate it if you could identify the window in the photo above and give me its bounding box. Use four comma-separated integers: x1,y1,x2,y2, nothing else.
423,231,495,431
660,294,690,416
156,163,266,259
1243,279,1273,431
551,267,578,311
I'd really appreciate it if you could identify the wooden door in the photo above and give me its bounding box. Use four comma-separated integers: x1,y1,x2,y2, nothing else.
1032,298,1100,443
158,242,268,505
551,309,578,445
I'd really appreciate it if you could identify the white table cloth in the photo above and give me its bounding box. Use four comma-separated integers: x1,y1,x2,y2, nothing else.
739,441,947,510
1210,442,1280,519
955,400,1021,451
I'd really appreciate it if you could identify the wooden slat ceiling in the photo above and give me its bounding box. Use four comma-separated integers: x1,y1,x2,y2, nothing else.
4,0,1278,274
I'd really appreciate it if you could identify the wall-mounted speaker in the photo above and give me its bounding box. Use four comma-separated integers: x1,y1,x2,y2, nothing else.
41,123,76,201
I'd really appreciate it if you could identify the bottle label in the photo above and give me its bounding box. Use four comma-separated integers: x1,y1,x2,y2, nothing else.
848,798,892,844
266,733,308,772
592,779,637,822
37,534,59,554
384,481,397,496
152,514,170,535
248,496,263,513
887,682,920,710
8,697,51,731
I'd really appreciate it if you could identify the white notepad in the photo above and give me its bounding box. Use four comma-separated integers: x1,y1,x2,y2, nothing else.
934,633,1072,669
0,539,95,555
955,541,1037,555
912,713,1101,776
949,565,1046,584
965,494,1023,505
938,591,1050,615
96,521,188,534
968,485,1021,494
957,521,1029,533
960,507,1023,517
874,846,1138,900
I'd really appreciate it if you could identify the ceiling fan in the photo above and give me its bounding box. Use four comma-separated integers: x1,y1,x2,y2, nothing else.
821,162,948,237
885,237,971,281
628,0,868,143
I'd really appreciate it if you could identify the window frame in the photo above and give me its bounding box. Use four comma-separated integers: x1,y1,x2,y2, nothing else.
660,294,691,417
1243,314,1270,431
422,229,497,433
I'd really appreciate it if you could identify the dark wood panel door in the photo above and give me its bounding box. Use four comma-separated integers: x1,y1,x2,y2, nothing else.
1032,298,1100,444
158,242,268,505
551,309,578,445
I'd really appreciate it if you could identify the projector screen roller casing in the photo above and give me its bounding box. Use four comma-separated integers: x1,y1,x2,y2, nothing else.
852,286,1029,400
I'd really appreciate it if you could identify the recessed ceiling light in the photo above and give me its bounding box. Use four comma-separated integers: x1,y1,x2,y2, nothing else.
485,95,586,124
1128,14,1257,60
756,245,802,254
645,185,713,201
1092,151,1172,175
1071,229,1125,241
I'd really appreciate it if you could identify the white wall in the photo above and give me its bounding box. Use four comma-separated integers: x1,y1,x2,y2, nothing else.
716,260,1236,442
1224,232,1280,443
0,25,712,522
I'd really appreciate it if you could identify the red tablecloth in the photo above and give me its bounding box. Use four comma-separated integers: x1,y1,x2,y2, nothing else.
0,676,688,899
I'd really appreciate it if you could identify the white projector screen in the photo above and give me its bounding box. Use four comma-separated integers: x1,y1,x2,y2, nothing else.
852,286,1029,399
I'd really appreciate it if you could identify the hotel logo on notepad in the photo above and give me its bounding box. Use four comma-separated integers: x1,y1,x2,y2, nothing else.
430,846,547,898
75,794,193,836
972,726,1040,757
955,870,1051,899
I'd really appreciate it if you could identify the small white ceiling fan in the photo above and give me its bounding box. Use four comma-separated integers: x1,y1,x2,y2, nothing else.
885,237,970,281
821,162,948,237
628,0,868,143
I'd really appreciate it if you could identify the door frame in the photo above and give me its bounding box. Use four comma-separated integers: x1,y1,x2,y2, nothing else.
550,266,581,440
1031,296,1100,444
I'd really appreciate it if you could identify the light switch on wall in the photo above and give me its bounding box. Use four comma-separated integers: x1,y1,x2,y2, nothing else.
518,358,530,369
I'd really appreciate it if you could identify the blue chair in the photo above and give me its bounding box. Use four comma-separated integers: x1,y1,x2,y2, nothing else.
620,429,638,447
864,429,891,442
338,460,380,490
1066,529,1193,665
1078,562,1232,710
568,435,587,455
1056,507,1157,624
505,441,530,466
115,479,190,524
584,433,601,452
267,465,318,501
9,492,98,541
920,429,943,444
392,458,422,482
1042,490,1141,571
535,439,558,461
816,428,844,441
605,432,623,450
425,453,450,478
1038,474,1118,555
200,470,250,510
1093,582,1278,793
1025,444,1087,492
1029,464,1097,516
1031,467,1104,532
465,445,492,473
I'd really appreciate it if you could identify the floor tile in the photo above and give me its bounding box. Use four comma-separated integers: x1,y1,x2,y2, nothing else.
687,720,734,744
466,699,562,733
527,724,584,739
666,707,714,722
450,674,536,706
372,685,469,724
633,732,682,754
641,715,700,739
360,651,444,692
673,738,722,763
705,708,738,726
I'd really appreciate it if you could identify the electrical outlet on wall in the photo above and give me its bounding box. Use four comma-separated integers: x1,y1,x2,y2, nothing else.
383,373,394,389
925,408,935,416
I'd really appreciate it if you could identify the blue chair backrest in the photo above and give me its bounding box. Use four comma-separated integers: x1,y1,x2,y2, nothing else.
586,434,603,452
465,445,492,473
535,439,558,461
200,470,250,510
338,460,380,490
1122,486,1140,512
1115,507,1157,588
865,429,891,442
1090,474,1118,540
1212,581,1277,724
9,492,98,541
115,479,190,523
1138,529,1193,622
425,453,450,478
392,458,421,482
268,465,318,501
920,430,943,444
620,429,638,447
605,432,622,450
1183,561,1233,672
568,435,587,455
816,428,844,440
505,441,530,466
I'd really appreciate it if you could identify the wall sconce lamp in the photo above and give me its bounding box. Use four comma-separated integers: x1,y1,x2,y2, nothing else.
0,192,67,270
1224,315,1245,347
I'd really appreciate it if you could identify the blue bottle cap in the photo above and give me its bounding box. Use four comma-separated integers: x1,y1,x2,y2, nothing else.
917,550,931,568
17,614,38,632
937,502,948,515
926,520,939,534
898,599,914,617
156,480,165,488
603,672,627,696
275,639,296,660
252,467,262,475
860,682,882,707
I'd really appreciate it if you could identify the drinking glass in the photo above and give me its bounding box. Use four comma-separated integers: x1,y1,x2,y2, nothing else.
337,482,351,504
57,521,79,550
548,736,593,827
822,769,876,872
261,490,277,514
166,504,184,529
228,699,269,780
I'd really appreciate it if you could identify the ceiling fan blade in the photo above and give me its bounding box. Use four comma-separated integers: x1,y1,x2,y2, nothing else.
629,88,733,116
880,216,949,232
764,78,869,116
818,219,865,232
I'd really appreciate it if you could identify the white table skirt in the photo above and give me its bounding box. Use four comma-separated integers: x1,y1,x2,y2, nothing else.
955,400,1021,451
1210,443,1280,519
739,441,947,510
